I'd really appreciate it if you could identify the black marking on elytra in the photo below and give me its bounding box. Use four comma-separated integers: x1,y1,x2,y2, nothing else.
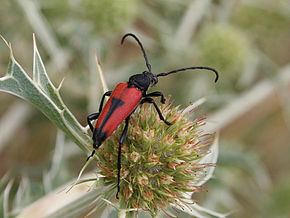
93,97,125,146
92,128,107,148
103,97,125,126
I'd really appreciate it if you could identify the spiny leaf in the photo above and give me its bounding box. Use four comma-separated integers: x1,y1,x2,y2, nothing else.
0,35,92,153
32,34,64,108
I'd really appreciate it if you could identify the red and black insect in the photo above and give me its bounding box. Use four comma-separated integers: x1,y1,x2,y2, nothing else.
87,33,219,198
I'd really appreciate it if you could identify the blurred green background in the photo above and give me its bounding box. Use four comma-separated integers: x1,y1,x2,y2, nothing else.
0,0,290,217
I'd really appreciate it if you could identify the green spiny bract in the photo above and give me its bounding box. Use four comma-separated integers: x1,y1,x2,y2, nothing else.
96,101,214,216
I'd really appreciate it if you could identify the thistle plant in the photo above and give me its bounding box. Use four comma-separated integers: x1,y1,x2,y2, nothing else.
0,36,223,217
97,101,215,216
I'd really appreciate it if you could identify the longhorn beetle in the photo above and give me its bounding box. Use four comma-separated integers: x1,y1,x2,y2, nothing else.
86,33,219,198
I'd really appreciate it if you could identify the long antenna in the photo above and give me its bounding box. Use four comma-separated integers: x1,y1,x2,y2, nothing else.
121,33,152,72
156,66,219,83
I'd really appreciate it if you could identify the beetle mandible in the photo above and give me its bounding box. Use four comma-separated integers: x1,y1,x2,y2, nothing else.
86,33,219,198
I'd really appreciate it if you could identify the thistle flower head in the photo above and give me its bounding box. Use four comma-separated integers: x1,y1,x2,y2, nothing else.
96,100,214,216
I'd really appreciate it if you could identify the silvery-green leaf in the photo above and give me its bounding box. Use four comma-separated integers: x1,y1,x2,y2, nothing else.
16,176,110,218
171,201,228,218
0,36,91,153
32,34,64,108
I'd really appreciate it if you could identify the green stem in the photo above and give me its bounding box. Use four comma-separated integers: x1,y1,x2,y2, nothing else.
118,209,127,218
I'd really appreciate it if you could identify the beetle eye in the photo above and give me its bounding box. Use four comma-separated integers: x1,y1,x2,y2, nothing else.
151,76,158,85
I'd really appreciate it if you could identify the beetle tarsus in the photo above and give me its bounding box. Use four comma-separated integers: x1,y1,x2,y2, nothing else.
140,97,172,125
164,120,172,126
86,149,96,162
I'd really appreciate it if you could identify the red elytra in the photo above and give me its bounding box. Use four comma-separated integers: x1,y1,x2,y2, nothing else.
94,82,142,146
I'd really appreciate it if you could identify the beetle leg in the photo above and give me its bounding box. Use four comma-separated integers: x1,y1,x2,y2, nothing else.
87,113,99,132
86,149,96,161
87,91,112,132
144,91,166,104
141,97,172,125
116,117,130,199
98,91,112,112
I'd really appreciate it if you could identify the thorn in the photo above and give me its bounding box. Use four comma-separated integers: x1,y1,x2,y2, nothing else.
0,34,9,47
94,52,109,93
101,198,118,209
32,33,39,54
59,109,65,116
94,52,101,66
8,42,14,59
66,156,93,193
57,77,65,91
0,35,14,60
32,33,36,46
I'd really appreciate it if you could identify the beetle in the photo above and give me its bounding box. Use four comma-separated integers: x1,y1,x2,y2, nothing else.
86,33,219,198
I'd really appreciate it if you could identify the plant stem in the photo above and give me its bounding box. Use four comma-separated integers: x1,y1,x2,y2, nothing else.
118,209,127,218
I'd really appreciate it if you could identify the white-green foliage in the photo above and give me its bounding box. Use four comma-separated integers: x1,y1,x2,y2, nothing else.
0,35,91,153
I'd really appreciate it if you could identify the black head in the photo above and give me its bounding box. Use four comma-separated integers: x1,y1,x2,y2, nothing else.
128,71,158,91
121,33,219,92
